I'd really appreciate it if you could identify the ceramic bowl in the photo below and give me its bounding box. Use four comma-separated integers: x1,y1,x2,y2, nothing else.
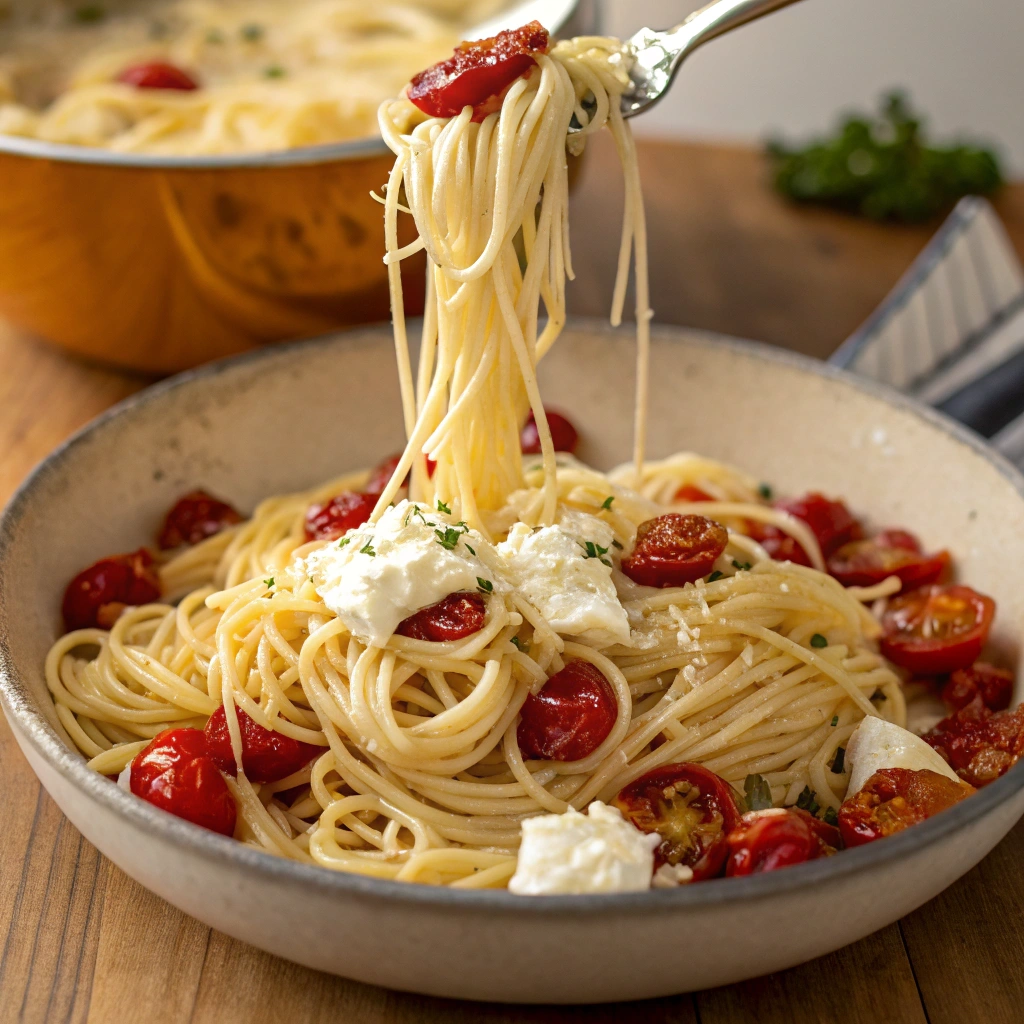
2,321,1023,1004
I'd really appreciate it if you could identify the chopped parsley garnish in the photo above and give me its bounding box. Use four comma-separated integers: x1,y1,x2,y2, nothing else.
830,714,839,727
795,786,820,817
510,635,530,653
264,65,286,79
436,499,452,514
732,559,752,571
240,22,264,41
601,495,615,510
464,542,476,556
744,773,773,812
831,746,846,775
823,806,839,827
758,482,773,500
476,578,493,594
205,27,226,44
707,570,724,583
411,505,431,526
359,540,376,556
338,537,351,548
73,4,105,22
611,539,623,550
581,541,612,567
435,526,462,551
263,577,274,588
810,633,828,648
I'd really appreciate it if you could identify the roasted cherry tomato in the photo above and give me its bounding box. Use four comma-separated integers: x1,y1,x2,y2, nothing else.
827,529,949,589
364,453,404,495
674,484,714,502
520,409,579,456
622,513,729,588
131,727,236,836
941,662,1014,712
838,767,974,848
725,807,840,876
204,705,321,784
158,490,242,549
613,762,741,880
303,491,377,542
408,21,548,121
117,61,199,90
923,696,1024,787
395,592,486,642
744,520,811,566
880,584,995,675
774,493,862,558
62,548,162,631
517,661,617,762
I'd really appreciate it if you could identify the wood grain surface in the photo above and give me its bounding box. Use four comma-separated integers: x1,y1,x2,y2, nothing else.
2,139,1024,1024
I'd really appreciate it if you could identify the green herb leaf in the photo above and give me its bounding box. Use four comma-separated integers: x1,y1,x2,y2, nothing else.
744,773,773,811
263,577,274,588
581,540,612,567
338,537,351,548
263,64,286,79
510,635,530,653
823,806,839,827
359,541,376,557
707,570,724,582
434,527,462,550
732,559,752,571
758,482,773,500
831,746,846,774
476,578,493,594
73,4,105,22
810,633,828,648
436,499,452,514
601,495,615,510
611,539,623,550
795,786,820,817
464,542,476,556
830,714,839,727
240,22,264,41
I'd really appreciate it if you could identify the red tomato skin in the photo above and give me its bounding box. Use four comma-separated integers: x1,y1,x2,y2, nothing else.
158,490,242,549
880,585,995,675
520,409,579,455
942,662,1014,712
838,767,974,847
303,491,378,541
744,520,812,566
408,22,548,120
62,548,162,631
204,706,320,784
774,493,862,558
725,807,839,876
395,592,486,642
675,485,714,502
131,728,236,836
923,697,1024,787
364,453,404,496
613,762,742,881
621,514,729,588
517,661,617,762
117,61,198,90
826,529,949,589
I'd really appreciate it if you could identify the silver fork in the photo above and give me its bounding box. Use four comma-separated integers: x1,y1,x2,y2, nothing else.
618,0,805,120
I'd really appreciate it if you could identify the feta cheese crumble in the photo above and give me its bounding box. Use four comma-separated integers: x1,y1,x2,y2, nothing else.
508,801,659,895
845,716,961,796
303,500,508,646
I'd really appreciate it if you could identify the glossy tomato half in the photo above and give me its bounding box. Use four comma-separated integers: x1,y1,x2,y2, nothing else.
674,484,714,502
204,706,321,784
158,490,242,549
117,61,198,90
744,520,811,566
62,548,162,631
396,592,486,642
304,491,377,542
826,529,949,589
880,584,995,674
622,514,728,588
521,409,579,456
725,807,840,876
774,493,862,558
838,767,973,847
613,762,741,880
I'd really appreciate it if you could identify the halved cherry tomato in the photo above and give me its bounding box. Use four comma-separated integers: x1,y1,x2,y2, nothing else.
62,548,162,631
622,514,729,588
613,762,741,880
827,529,949,589
396,592,486,642
517,661,617,761
158,490,242,549
408,21,548,121
304,491,377,541
204,705,320,784
838,767,974,847
880,584,995,674
364,453,405,496
774,493,862,558
942,662,1014,712
725,807,840,876
117,61,198,90
131,727,236,836
923,696,1024,787
744,520,812,566
675,484,714,502
520,409,579,456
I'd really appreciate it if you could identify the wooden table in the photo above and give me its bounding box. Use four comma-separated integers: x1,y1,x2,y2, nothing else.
3,139,1024,1024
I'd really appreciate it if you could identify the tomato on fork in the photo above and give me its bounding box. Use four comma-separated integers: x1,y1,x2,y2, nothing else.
396,592,486,642
838,767,974,847
621,514,728,588
613,763,742,881
62,548,162,631
204,706,321,784
827,529,949,589
725,807,840,876
117,61,198,90
517,661,618,762
879,584,995,674
158,490,242,549
408,21,549,121
521,408,579,456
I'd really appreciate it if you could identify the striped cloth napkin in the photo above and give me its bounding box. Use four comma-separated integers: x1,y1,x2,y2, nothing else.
830,197,1024,470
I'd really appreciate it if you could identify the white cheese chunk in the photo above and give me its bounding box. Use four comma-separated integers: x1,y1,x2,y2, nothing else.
845,716,961,796
508,801,659,895
303,500,508,646
117,762,132,793
498,511,630,649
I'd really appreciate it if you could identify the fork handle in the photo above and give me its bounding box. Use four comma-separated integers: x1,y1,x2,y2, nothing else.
667,0,805,62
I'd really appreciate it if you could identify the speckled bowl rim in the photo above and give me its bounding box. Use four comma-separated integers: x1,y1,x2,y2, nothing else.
2,318,1024,916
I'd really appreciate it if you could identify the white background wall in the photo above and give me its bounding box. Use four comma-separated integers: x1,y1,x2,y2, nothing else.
604,0,1024,175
